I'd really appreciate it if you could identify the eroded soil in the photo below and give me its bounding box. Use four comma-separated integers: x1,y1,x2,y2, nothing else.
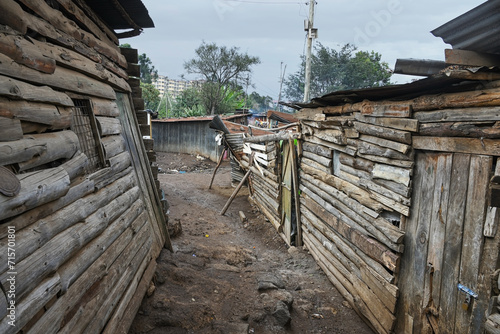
129,152,374,334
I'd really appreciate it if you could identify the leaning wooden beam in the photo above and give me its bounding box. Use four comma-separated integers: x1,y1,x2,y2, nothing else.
220,169,252,215
209,147,227,189
243,132,301,143
0,167,70,221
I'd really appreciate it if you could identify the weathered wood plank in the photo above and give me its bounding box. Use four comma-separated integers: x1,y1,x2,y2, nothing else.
0,53,116,99
419,121,500,139
412,87,500,112
358,152,414,168
372,163,412,187
0,167,70,221
109,259,157,334
413,136,500,155
358,141,412,161
424,153,452,318
0,274,60,334
92,98,120,117
29,36,130,92
0,75,73,106
300,175,404,251
0,0,28,34
0,179,94,239
414,106,500,123
60,151,88,180
354,121,412,144
360,134,411,154
455,155,492,332
355,113,419,132
437,154,471,333
484,207,499,238
102,134,126,160
24,211,146,333
0,172,136,274
58,200,145,293
0,117,23,141
72,0,119,45
0,186,141,302
361,102,411,118
302,194,400,272
0,131,79,170
0,97,72,130
18,0,127,67
304,135,357,156
54,0,116,46
0,33,56,73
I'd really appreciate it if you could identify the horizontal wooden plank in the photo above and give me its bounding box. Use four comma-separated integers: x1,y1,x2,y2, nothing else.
419,122,500,139
361,102,411,118
355,113,419,132
445,48,500,67
0,0,28,34
0,117,23,141
0,53,116,99
0,75,73,106
413,136,500,155
414,106,500,123
354,121,412,144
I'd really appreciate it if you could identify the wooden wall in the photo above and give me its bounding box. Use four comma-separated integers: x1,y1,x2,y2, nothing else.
297,78,500,333
0,1,167,333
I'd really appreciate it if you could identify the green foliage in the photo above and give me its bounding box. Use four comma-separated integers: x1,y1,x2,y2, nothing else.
184,41,260,114
138,53,158,84
171,87,205,117
140,82,160,110
119,43,131,48
246,92,273,113
284,43,392,101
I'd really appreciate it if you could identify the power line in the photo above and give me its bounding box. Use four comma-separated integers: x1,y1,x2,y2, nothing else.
223,0,304,4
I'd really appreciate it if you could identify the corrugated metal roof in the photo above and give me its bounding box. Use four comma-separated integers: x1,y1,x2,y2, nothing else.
432,0,500,55
85,0,154,30
290,69,500,109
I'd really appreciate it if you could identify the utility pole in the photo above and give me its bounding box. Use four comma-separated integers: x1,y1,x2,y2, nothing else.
277,62,286,111
303,1,317,103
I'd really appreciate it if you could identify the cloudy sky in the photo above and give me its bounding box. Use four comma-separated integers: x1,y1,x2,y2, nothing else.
127,0,485,100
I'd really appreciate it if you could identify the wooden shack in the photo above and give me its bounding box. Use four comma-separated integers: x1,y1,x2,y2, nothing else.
0,0,171,333
290,66,500,333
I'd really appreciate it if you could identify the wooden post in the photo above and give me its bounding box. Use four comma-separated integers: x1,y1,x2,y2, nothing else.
289,137,302,247
208,147,227,189
220,153,254,216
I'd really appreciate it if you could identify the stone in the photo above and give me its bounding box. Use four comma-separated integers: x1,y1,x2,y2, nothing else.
272,301,291,327
257,274,285,291
269,290,294,309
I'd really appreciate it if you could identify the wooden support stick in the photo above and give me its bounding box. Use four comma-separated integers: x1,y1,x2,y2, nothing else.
220,153,254,215
289,137,302,247
209,147,227,189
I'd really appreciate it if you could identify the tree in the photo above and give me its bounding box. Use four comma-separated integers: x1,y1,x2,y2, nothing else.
184,42,260,115
247,92,273,113
139,53,158,84
284,43,392,101
119,44,158,84
140,82,160,110
171,87,205,117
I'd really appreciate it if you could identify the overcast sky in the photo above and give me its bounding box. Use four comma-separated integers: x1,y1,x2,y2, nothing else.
127,0,485,100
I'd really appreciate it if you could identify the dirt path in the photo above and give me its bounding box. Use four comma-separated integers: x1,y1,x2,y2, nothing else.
129,153,374,334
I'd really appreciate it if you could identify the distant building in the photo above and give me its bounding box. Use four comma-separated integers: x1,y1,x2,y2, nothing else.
152,75,204,100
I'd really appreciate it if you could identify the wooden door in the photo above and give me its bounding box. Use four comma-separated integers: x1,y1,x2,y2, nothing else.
281,141,293,245
395,151,495,333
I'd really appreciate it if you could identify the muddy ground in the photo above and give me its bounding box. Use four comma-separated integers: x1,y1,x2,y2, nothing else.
129,152,374,334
